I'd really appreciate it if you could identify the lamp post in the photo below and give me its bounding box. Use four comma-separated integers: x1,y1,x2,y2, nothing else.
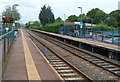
12,4,19,31
78,7,82,37
64,14,66,23
90,18,94,40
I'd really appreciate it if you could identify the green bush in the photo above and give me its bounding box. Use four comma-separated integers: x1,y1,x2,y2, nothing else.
31,26,41,29
93,26,112,31
93,23,114,31
117,27,120,30
30,20,64,33
44,21,64,33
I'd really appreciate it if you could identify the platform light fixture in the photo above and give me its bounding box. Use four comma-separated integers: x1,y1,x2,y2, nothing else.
78,7,82,29
78,7,83,37
12,4,19,30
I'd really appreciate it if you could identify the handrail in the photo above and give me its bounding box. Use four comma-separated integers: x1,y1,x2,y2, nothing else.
0,29,6,32
0,31,14,40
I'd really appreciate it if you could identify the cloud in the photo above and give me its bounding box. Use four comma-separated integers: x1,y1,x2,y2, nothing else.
0,0,119,23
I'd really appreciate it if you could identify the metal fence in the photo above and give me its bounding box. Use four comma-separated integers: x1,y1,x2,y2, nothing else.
60,29,120,45
0,30,15,64
82,30,120,45
0,29,6,35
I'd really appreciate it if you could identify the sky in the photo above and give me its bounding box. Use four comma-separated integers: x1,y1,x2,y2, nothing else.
0,0,119,24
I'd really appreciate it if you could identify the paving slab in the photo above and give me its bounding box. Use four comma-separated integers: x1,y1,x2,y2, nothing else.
2,29,61,80
3,31,28,80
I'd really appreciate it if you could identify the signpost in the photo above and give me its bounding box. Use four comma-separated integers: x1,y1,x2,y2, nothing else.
60,27,64,35
2,17,14,23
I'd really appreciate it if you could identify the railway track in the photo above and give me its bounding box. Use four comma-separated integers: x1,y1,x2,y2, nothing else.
46,37,120,77
27,30,93,81
29,29,120,80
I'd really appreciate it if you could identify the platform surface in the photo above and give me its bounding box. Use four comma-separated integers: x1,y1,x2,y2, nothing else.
35,29,120,51
2,29,61,80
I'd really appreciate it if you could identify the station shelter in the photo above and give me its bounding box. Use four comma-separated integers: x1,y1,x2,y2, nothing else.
61,22,95,37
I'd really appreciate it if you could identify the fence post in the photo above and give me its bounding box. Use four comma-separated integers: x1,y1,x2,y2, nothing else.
112,31,114,43
92,30,94,40
86,30,88,39
101,31,104,41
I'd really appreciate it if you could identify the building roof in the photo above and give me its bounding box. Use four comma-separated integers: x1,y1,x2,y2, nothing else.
64,22,96,27
64,23,76,25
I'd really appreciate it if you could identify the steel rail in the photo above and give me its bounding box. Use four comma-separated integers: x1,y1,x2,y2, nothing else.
30,30,120,78
26,30,93,81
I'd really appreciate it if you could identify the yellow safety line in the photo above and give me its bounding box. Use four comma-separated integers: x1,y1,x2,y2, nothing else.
21,29,41,80
29,35,64,80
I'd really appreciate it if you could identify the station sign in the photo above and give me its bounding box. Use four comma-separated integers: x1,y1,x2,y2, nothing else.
2,17,14,23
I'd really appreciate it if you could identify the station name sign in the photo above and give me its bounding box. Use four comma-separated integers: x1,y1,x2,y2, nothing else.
2,17,14,23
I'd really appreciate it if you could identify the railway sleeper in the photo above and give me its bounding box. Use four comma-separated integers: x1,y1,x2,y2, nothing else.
51,62,65,65
58,71,75,74
80,56,91,58
97,63,109,66
83,57,92,59
56,68,71,70
44,55,56,57
88,58,99,61
114,71,120,74
46,56,58,59
50,61,65,64
92,61,105,64
108,68,120,71
47,58,59,60
55,67,70,69
102,65,115,68
62,74,81,78
110,70,120,74
49,60,62,61
64,77,83,80
61,73,79,77
53,65,68,67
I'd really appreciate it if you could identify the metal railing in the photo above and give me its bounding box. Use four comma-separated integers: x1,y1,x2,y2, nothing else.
0,30,15,64
61,29,120,45
0,29,6,35
82,30,120,45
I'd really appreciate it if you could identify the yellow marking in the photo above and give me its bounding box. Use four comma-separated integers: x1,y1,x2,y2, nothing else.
21,29,41,80
29,35,64,80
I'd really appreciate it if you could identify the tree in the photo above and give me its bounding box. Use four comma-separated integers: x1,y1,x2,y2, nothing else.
109,10,120,27
93,22,113,31
105,15,118,27
78,14,89,22
38,5,55,26
25,22,30,28
87,8,107,24
2,6,20,21
55,17,62,21
33,21,41,26
66,15,78,22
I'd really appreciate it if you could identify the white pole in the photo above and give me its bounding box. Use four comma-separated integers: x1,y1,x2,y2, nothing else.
80,7,82,29
78,7,83,37
64,14,66,23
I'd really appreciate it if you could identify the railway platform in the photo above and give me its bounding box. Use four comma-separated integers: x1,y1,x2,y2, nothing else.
2,29,61,80
32,29,120,61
